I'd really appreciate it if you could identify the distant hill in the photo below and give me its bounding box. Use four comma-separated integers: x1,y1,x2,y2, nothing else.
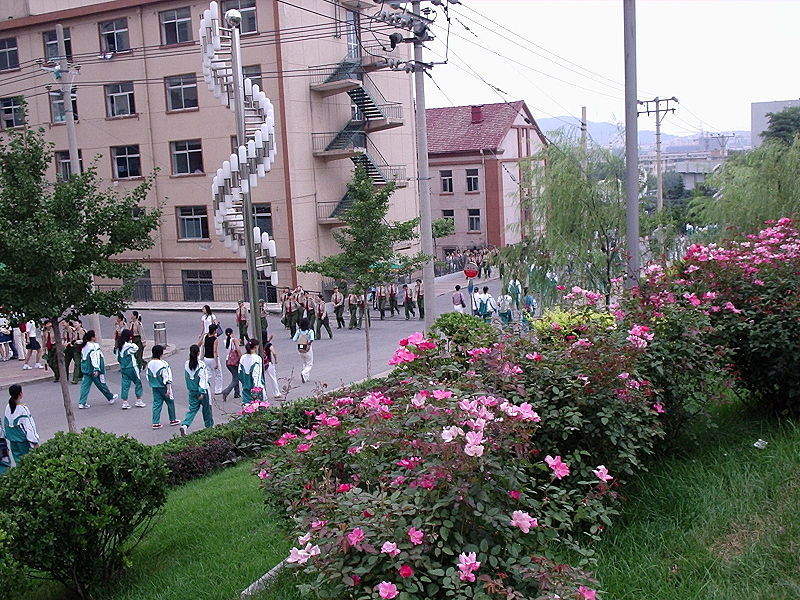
535,116,750,150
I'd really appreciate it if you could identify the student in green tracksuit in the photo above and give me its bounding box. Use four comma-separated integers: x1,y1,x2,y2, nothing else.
2,384,39,469
78,330,118,409
179,345,213,435
146,344,177,429
117,329,145,410
238,339,264,405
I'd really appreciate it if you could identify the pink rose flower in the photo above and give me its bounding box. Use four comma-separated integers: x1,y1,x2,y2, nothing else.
509,510,538,533
545,455,570,479
337,483,352,493
525,352,543,361
408,527,424,545
652,403,666,414
257,470,270,480
297,443,312,453
508,490,521,500
399,564,413,578
578,586,597,600
381,541,401,556
457,551,481,582
592,465,613,482
377,582,399,599
347,527,365,545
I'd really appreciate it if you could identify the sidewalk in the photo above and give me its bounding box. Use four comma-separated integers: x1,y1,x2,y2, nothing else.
0,339,178,391
128,271,500,312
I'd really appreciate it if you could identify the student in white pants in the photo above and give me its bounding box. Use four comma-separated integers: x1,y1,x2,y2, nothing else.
292,318,315,383
201,326,223,395
261,332,282,399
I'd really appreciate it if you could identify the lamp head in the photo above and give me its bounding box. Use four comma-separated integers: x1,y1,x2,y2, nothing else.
225,9,242,27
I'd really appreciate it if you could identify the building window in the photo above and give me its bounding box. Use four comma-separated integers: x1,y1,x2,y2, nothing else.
182,270,214,302
43,29,71,62
111,145,141,179
440,169,453,193
222,0,257,34
178,206,209,239
99,18,129,53
242,270,277,302
171,139,203,174
442,209,454,224
253,203,273,236
105,82,135,117
0,38,19,71
466,168,480,192
0,97,24,128
55,150,83,181
49,92,78,123
165,74,198,111
242,65,262,90
345,10,360,60
468,208,481,232
160,8,192,46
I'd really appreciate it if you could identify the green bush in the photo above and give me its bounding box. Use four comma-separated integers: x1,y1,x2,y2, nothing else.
0,514,27,600
0,428,168,599
430,311,498,351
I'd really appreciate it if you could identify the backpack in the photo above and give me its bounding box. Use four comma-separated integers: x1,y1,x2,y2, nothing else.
479,298,490,316
226,342,241,367
297,331,311,354
498,295,511,313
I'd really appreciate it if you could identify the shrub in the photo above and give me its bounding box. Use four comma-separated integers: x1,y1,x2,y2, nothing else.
679,218,800,414
0,515,27,600
0,428,168,599
162,438,238,485
430,311,498,352
619,264,731,443
259,370,629,599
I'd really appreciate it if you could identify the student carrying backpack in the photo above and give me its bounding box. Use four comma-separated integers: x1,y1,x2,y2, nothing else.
292,317,315,383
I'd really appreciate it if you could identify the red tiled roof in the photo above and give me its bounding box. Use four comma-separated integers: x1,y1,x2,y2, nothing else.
426,101,527,155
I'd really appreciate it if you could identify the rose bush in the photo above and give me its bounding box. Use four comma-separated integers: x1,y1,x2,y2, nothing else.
677,218,800,414
257,332,650,599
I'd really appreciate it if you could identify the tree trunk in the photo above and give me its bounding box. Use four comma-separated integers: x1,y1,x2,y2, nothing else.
54,319,77,433
364,301,372,380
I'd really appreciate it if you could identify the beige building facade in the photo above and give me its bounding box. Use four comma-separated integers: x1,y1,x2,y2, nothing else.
0,0,419,301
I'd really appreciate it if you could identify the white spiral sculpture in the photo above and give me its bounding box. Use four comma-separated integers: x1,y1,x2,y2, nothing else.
200,2,279,285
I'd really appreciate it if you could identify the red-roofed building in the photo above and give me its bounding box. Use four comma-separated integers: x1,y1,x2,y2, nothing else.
427,101,546,258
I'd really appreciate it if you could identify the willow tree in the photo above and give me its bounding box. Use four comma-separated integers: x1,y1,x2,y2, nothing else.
498,135,628,305
691,136,800,234
0,125,160,433
299,166,426,377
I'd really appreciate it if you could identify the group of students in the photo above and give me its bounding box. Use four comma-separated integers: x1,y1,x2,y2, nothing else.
451,279,538,324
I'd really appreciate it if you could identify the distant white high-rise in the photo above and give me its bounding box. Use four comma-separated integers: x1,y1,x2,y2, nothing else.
751,99,800,148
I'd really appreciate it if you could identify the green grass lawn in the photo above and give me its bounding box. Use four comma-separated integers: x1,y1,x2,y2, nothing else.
21,463,303,600
593,406,800,599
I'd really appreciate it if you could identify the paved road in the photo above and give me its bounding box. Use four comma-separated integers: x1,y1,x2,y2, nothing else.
14,273,502,446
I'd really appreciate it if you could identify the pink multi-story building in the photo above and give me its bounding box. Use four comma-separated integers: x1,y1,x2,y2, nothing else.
427,101,546,259
0,0,419,301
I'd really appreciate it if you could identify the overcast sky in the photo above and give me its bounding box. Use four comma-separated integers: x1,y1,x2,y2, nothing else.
423,0,800,135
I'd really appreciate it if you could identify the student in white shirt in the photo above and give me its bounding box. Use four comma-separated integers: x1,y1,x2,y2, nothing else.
179,345,213,435
77,330,118,409
22,319,43,370
3,384,39,467
476,286,498,322
292,318,315,383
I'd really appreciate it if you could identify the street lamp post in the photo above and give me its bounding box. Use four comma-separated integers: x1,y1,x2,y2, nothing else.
200,2,278,341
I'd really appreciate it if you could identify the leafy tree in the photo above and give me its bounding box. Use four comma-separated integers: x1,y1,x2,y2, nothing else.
298,166,426,376
691,136,800,234
431,217,454,260
0,126,160,432
762,105,800,145
497,135,628,305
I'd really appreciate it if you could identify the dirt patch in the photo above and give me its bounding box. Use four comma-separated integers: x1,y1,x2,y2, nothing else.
710,516,771,562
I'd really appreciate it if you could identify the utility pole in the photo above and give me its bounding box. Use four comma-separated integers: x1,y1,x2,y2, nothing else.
411,0,436,332
708,132,735,158
228,13,262,343
56,25,80,179
623,0,640,287
580,105,588,173
639,96,678,212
